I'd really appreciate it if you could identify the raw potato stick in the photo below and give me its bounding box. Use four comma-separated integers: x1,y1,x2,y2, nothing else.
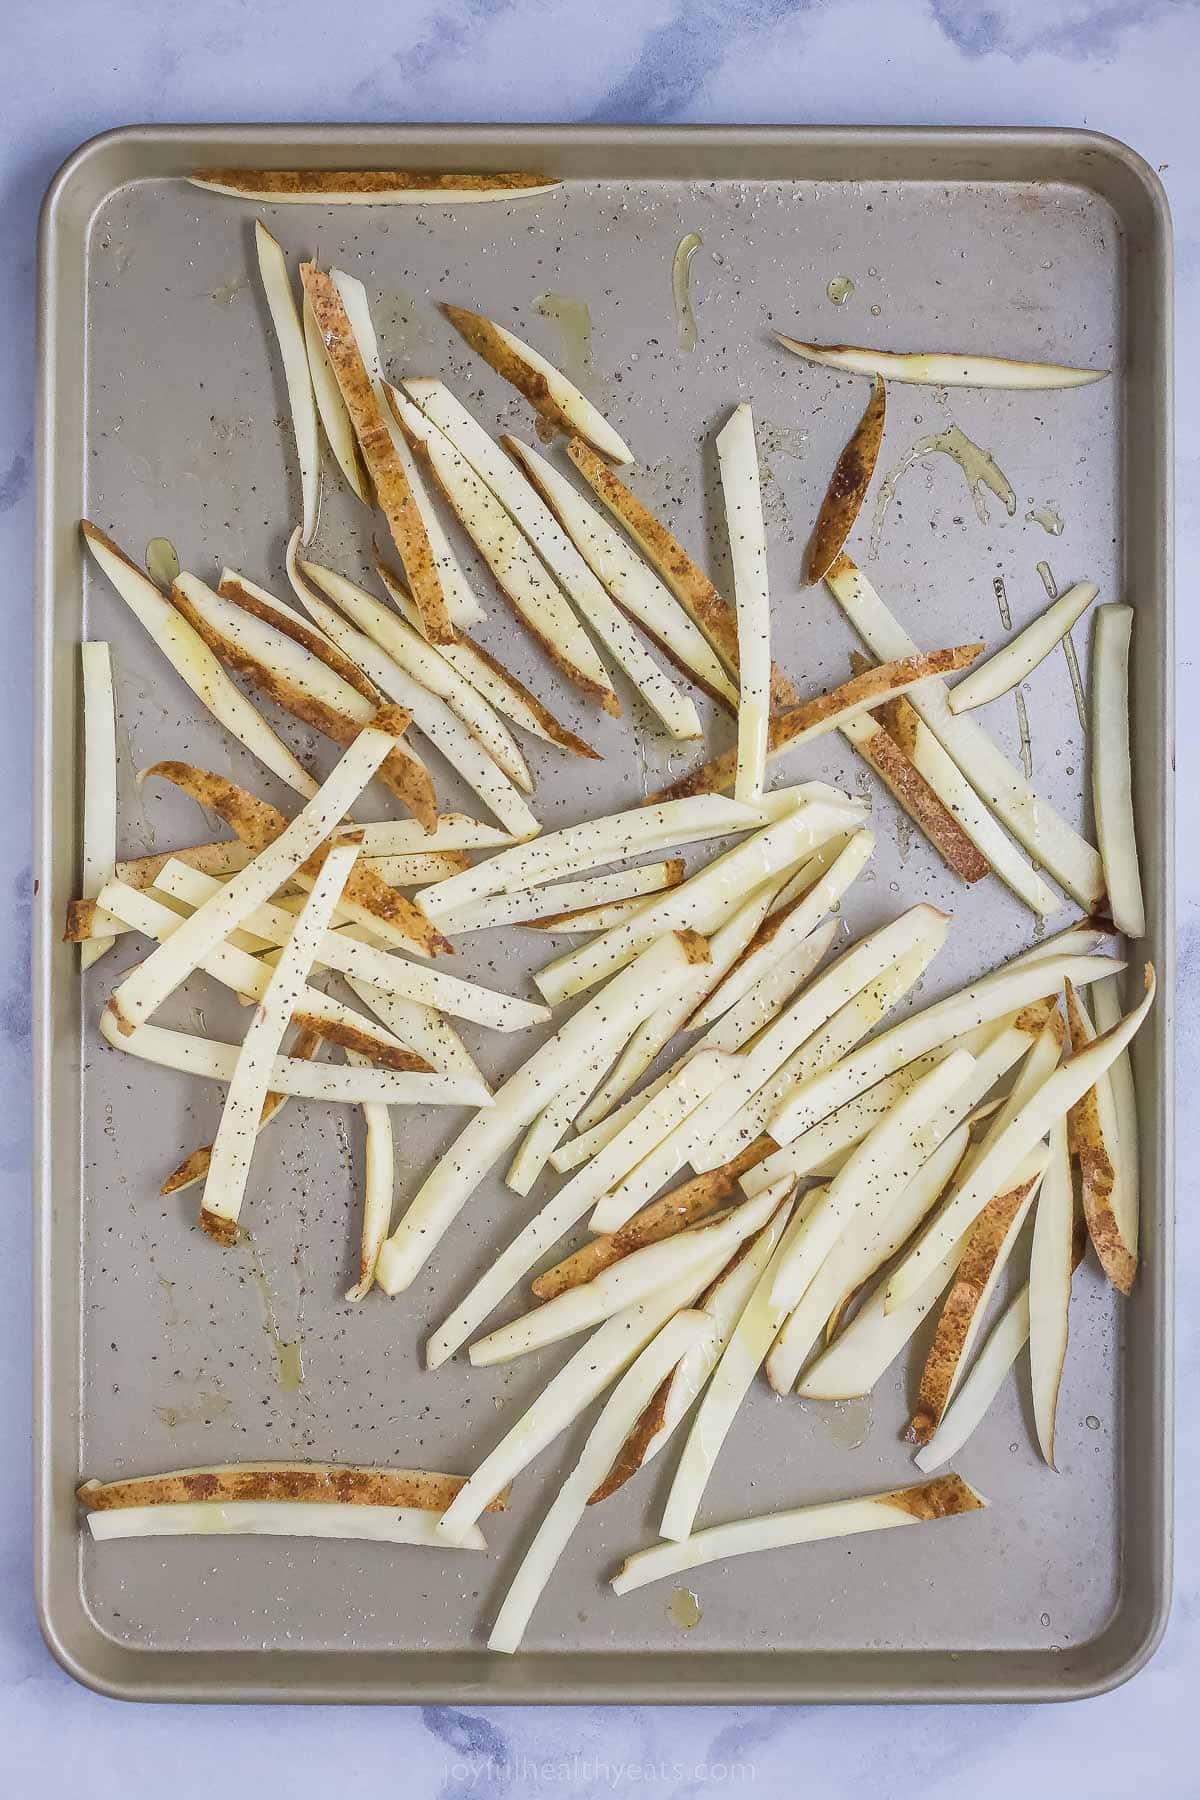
913,1292,1032,1473
716,403,771,801
1028,1118,1074,1467
806,375,886,583
217,567,385,701
87,1500,486,1550
303,290,371,502
254,222,320,543
775,336,1107,389
612,1475,986,1594
438,861,682,933
949,583,1098,713
189,169,559,204
198,842,359,1242
1064,981,1137,1292
298,263,453,641
1091,604,1145,937
79,642,117,970
344,1046,395,1301
837,705,989,883
161,1029,323,1195
78,1462,508,1512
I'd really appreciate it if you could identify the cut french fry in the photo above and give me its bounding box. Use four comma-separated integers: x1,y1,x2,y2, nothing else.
418,793,760,918
198,842,360,1241
427,1050,738,1365
379,568,597,758
217,567,383,702
98,1010,488,1107
1091,604,1145,937
776,336,1107,389
106,727,397,1035
375,932,711,1294
438,860,682,934
806,374,885,584
489,1310,714,1653
613,1475,986,1594
437,1265,729,1546
767,1121,970,1394
703,918,838,1055
767,949,1122,1147
1029,1118,1074,1468
365,851,470,885
913,1292,1032,1474
533,799,861,1007
81,522,317,800
388,386,619,710
907,1152,1046,1442
884,968,1155,1311
160,1029,322,1195
303,289,371,502
115,841,255,889
949,583,1098,713
153,859,548,1033
715,403,771,801
79,642,117,971
1091,971,1141,1261
797,1245,956,1401
254,222,320,543
87,1500,486,1549
506,435,740,710
524,896,665,933
691,831,873,1030
191,169,559,204
344,1047,395,1301
354,815,515,854
1064,981,1137,1292
441,303,633,463
284,535,540,838
399,381,703,740
298,264,453,641
303,557,530,790
566,438,798,707
77,1462,503,1512
837,702,989,885
468,1183,790,1369
344,981,485,1087
143,756,449,958
647,643,983,804
505,1039,624,1199
869,683,1059,914
827,556,1104,908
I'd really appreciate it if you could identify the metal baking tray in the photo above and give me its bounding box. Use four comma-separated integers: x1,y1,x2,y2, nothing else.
34,125,1173,1704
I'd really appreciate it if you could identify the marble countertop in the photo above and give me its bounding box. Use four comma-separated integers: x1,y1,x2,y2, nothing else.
3,0,1195,1791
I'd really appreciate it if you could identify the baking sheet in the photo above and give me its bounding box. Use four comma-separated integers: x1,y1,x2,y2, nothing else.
34,125,1173,1703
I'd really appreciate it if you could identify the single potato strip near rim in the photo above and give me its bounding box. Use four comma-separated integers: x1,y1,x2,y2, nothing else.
79,641,117,970
565,435,799,707
805,374,886,584
715,402,772,803
645,645,983,804
948,582,1098,714
774,336,1108,389
78,1463,509,1512
160,1027,323,1196
1064,980,1138,1293
299,263,454,642
189,169,560,204
254,221,320,544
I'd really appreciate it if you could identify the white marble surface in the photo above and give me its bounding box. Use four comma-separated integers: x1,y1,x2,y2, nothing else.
4,0,1195,1790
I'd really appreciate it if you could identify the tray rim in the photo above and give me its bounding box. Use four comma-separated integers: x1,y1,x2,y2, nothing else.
33,120,1175,1708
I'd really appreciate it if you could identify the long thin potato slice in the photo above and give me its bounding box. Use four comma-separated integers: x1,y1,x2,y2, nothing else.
767,1121,970,1395
255,222,320,543
106,727,397,1035
437,1259,731,1546
767,949,1121,1147
115,841,255,889
489,1310,715,1653
190,169,558,204
79,642,117,971
374,932,710,1294
343,1046,395,1301
533,798,859,1007
715,403,771,800
523,896,669,933
507,434,740,711
1064,980,1137,1292
838,702,989,885
78,1461,503,1512
566,438,798,705
907,1155,1045,1442
144,756,448,958
1029,1118,1074,1468
797,1243,959,1401
365,851,469,885
344,981,485,1087
826,555,1103,908
153,860,547,1033
869,682,1058,913
613,1475,986,1594
468,1183,789,1369
81,522,317,800
441,303,634,463
300,556,530,790
298,264,452,641
776,336,1107,389
646,644,983,804
1091,604,1145,937
949,583,1098,714
439,860,681,934
303,290,371,502
217,568,383,702
379,568,597,758
505,1039,626,1198
87,1500,486,1549
284,538,539,838
913,1292,1032,1473
399,384,702,739
355,815,515,854
884,968,1155,1311
388,387,619,710
806,374,886,583
704,919,838,1055
1091,970,1140,1255
161,1028,322,1195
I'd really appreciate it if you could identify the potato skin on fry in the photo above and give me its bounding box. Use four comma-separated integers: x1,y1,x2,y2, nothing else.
806,375,886,584
191,169,555,201
78,1463,508,1511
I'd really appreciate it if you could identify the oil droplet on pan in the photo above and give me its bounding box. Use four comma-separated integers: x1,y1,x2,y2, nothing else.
1086,1414,1101,1430
671,233,703,352
870,426,1016,557
145,537,180,590
1026,503,1064,536
826,275,855,306
669,1587,702,1629
534,293,592,387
